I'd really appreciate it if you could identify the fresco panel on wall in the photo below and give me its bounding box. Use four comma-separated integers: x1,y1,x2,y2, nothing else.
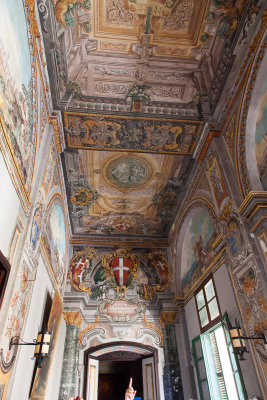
0,0,37,209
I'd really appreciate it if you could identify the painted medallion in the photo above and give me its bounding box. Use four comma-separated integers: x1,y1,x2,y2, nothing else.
105,155,153,189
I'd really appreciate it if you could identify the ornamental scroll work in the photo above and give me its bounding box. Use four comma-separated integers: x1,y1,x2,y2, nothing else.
64,113,201,155
67,246,172,301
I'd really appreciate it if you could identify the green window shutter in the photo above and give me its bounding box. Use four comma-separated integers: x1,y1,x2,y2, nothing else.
192,335,211,400
221,314,247,400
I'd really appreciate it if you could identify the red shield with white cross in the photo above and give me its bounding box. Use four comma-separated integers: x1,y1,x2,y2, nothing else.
111,256,133,286
72,257,89,286
152,257,169,287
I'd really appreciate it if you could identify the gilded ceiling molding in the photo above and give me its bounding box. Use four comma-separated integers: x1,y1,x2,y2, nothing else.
26,0,49,116
236,11,267,198
28,0,66,157
238,191,267,215
69,238,169,247
223,112,236,160
251,217,267,233
197,129,220,162
50,117,63,153
64,311,83,328
235,8,267,87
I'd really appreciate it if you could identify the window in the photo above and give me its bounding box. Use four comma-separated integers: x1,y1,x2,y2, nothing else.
195,275,221,332
192,314,247,400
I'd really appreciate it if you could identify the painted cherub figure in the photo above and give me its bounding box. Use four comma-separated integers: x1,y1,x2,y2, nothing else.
125,378,136,400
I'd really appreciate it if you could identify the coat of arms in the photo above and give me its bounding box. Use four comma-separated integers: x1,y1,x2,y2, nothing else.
102,245,139,293
67,248,98,293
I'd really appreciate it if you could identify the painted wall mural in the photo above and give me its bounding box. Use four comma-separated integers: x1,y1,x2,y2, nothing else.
181,209,217,294
255,77,267,190
0,0,37,194
43,203,67,288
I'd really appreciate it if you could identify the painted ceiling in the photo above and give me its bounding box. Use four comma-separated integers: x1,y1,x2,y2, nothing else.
38,0,249,241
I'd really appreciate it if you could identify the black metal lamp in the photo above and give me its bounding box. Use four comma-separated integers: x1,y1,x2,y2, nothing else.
229,319,267,361
10,330,51,367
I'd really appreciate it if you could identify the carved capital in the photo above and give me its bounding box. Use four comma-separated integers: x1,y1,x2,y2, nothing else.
159,311,177,328
64,311,83,328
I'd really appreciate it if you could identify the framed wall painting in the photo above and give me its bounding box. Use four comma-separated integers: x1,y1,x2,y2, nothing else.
30,290,63,399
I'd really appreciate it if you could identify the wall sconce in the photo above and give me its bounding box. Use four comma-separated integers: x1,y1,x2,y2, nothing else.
9,330,51,367
229,319,267,361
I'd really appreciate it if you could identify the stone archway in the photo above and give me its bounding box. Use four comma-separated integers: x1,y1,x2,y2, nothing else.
83,342,159,400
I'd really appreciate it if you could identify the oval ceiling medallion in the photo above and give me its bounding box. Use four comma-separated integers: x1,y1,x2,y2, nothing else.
105,155,153,189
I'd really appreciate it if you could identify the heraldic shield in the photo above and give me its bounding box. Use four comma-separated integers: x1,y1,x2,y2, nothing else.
102,246,139,289
67,248,98,293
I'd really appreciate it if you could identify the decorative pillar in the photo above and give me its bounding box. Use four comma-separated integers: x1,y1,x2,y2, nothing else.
160,312,184,400
58,311,83,400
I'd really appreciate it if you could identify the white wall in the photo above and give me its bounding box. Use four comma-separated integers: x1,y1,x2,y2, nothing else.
0,151,20,258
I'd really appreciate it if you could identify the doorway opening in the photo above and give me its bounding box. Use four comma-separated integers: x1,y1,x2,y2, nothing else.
98,359,143,400
84,342,158,400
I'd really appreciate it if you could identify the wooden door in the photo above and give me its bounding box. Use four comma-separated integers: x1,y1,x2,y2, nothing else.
142,357,156,400
87,358,99,400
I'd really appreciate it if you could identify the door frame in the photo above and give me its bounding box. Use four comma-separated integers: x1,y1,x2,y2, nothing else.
83,341,159,400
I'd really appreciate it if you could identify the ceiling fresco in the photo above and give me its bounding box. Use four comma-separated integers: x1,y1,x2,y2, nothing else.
38,0,246,114
37,0,252,240
63,148,190,237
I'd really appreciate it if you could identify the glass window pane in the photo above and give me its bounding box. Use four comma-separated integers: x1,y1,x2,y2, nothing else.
196,289,205,310
201,381,211,400
208,298,220,320
205,279,215,301
199,307,209,327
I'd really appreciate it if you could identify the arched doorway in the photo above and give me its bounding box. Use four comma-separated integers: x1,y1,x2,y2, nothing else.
83,342,158,400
